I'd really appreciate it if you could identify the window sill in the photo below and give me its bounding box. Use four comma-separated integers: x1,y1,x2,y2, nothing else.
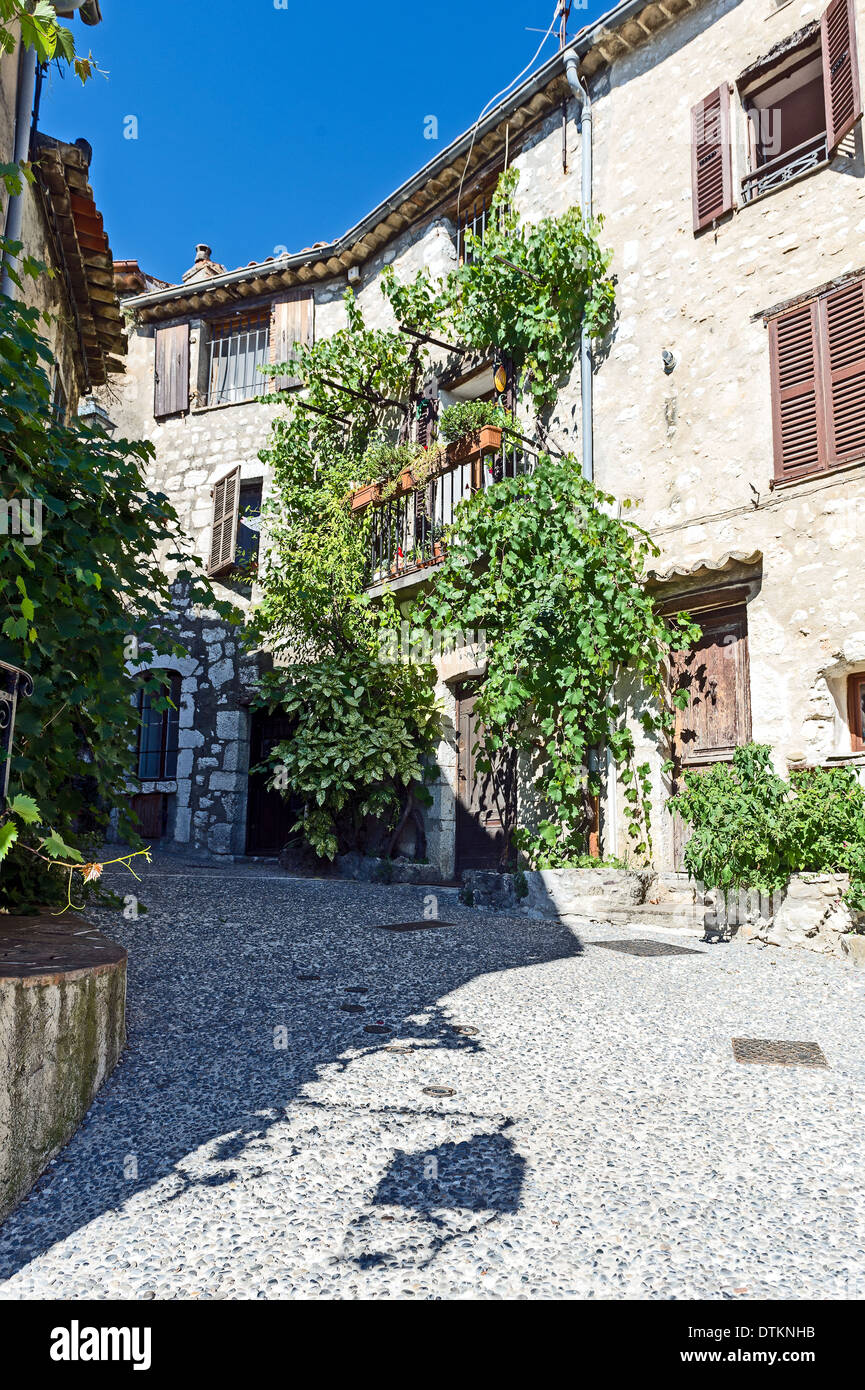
191,396,275,416
769,455,865,491
135,780,177,794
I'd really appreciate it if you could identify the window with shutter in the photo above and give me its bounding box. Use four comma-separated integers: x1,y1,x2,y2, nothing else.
821,277,865,464
769,301,825,481
206,310,271,406
272,290,314,390
849,673,865,751
768,275,865,481
740,29,828,203
154,323,190,418
691,85,734,232
208,466,241,576
822,0,862,152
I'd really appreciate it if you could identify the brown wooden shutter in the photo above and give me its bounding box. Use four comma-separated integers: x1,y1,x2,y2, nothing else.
153,323,190,417
821,0,862,153
768,301,826,481
691,85,734,233
208,466,240,575
272,290,314,390
820,277,865,464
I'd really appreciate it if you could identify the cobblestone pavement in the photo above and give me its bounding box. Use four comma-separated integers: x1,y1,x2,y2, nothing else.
1,857,864,1300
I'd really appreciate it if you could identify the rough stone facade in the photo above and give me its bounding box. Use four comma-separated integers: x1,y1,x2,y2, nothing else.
103,0,865,877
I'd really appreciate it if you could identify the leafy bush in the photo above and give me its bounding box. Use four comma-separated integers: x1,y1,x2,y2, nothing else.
437,400,511,443
256,653,442,860
383,166,615,412
669,744,865,912
0,293,231,909
418,452,698,868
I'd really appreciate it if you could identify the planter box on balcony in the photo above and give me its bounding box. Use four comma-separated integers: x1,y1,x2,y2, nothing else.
446,425,502,465
348,481,382,514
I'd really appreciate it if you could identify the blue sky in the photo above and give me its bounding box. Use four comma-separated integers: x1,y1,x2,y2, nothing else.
39,0,606,284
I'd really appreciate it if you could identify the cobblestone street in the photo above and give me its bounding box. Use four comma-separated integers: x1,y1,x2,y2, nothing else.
1,859,864,1300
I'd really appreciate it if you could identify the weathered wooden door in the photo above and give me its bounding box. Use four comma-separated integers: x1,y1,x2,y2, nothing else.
131,792,165,840
670,603,751,865
245,710,298,855
454,681,516,873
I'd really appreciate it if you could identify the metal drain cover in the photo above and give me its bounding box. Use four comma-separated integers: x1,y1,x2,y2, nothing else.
423,1086,455,1097
345,986,368,993
376,921,452,932
732,1038,828,1067
364,1023,390,1034
296,972,320,981
591,939,704,957
340,1003,365,1014
386,1045,414,1053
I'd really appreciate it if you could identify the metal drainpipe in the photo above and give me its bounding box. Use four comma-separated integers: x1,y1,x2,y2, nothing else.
565,53,618,853
564,52,593,484
1,41,39,299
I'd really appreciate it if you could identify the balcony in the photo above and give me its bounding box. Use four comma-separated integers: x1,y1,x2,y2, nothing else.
361,434,539,589
740,132,828,204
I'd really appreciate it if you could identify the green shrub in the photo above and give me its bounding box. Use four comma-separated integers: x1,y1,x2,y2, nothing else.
669,744,865,911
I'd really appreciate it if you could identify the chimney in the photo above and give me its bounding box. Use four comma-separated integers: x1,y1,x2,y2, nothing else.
182,243,226,284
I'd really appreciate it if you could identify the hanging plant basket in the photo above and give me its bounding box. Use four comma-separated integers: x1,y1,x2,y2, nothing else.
446,425,502,466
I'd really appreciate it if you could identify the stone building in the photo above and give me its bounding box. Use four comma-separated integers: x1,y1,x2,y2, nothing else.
0,2,125,415
108,0,865,878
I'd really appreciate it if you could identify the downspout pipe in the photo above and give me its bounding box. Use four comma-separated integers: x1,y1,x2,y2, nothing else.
564,52,593,484
1,40,39,299
566,51,617,853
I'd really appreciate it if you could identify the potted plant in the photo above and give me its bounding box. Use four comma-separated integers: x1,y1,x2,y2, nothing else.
438,400,510,465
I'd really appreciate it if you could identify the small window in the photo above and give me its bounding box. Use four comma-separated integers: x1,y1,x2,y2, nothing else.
235,480,263,575
136,672,181,781
850,674,865,751
453,179,510,266
206,310,270,406
740,29,828,203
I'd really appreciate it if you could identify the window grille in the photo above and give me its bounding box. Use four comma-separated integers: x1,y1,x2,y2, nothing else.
207,311,271,406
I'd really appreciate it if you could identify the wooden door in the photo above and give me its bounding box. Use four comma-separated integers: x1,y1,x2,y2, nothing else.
670,603,751,866
454,682,516,873
131,792,165,840
245,710,298,855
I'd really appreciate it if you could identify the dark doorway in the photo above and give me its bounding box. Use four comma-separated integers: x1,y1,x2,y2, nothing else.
454,681,516,873
245,709,298,855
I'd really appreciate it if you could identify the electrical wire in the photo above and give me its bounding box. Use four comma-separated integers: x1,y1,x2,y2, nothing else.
456,1,564,224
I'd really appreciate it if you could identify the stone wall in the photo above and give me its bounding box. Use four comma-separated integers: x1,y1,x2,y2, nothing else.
0,918,127,1223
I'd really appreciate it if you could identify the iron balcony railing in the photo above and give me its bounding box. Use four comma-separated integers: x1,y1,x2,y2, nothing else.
366,438,538,587
741,131,828,204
